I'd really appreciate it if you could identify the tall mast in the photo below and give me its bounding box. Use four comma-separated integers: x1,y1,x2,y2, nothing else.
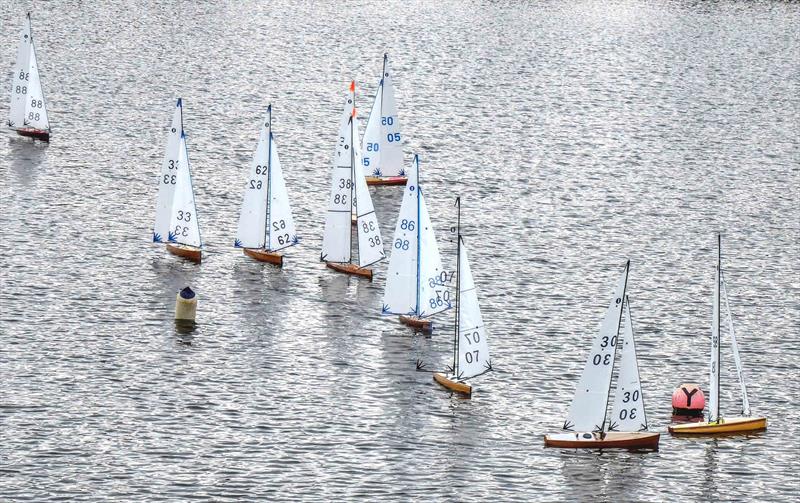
415,155,422,315
380,54,386,121
712,233,722,421
452,197,461,376
349,96,356,266
600,260,629,434
265,105,273,250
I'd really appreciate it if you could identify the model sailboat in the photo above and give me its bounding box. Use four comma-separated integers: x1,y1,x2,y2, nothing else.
381,155,451,332
152,99,202,263
669,234,767,435
234,105,298,266
544,262,660,450
8,13,50,141
433,198,492,397
362,54,406,186
321,82,385,280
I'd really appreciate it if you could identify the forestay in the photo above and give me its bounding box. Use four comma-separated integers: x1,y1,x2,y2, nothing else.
235,112,271,249
353,118,385,267
382,157,420,314
168,134,202,248
321,89,356,263
564,261,629,432
265,132,297,252
153,99,184,243
721,272,751,416
609,297,648,432
456,239,491,379
361,54,403,177
8,14,31,128
22,40,49,131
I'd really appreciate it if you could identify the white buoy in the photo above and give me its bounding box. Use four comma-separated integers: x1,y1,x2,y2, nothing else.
175,286,197,325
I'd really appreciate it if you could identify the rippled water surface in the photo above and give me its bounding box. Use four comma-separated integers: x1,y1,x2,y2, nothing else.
1,1,799,501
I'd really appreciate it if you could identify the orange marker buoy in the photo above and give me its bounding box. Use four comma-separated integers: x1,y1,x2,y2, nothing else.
672,383,705,417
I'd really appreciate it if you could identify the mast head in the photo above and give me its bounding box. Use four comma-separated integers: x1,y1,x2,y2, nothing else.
176,97,182,107
349,80,355,93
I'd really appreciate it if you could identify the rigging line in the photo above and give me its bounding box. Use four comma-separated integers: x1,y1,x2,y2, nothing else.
328,209,352,214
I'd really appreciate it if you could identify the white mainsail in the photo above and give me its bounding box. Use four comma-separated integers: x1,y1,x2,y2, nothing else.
353,119,385,267
721,272,751,416
167,134,201,248
22,36,49,131
382,155,448,316
8,14,32,128
153,99,184,243
321,88,356,263
361,54,404,178
564,261,629,432
709,235,721,423
266,133,298,252
609,297,648,432
235,111,271,249
456,238,491,379
382,157,420,314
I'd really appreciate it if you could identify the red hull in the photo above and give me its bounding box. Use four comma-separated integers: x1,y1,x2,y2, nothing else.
16,128,50,142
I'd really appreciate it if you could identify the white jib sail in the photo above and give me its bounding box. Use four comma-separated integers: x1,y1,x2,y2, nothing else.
22,41,49,131
354,117,385,267
709,240,721,423
235,112,270,249
153,99,184,243
168,134,201,248
382,157,420,314
609,297,648,432
8,14,32,128
361,54,404,178
456,238,491,380
266,132,298,252
721,272,750,416
321,90,356,264
417,191,449,317
564,261,629,432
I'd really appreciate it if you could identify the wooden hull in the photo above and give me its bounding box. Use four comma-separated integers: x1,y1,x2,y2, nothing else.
326,262,372,280
166,244,201,263
433,372,472,397
243,248,283,266
16,127,50,142
544,431,660,450
399,315,432,334
668,416,767,435
365,176,407,186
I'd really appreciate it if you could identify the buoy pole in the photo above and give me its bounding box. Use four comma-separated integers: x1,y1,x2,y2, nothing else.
174,286,197,327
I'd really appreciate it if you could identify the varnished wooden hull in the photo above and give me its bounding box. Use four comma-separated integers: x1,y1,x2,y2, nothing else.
433,372,472,397
668,416,767,435
326,262,372,280
365,176,407,186
166,244,201,263
399,315,432,334
544,431,660,450
243,248,283,266
16,127,50,142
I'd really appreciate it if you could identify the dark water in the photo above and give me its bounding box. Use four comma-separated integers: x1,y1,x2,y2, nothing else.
1,1,799,501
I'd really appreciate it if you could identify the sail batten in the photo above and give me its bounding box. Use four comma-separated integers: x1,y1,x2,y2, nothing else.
564,262,629,432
